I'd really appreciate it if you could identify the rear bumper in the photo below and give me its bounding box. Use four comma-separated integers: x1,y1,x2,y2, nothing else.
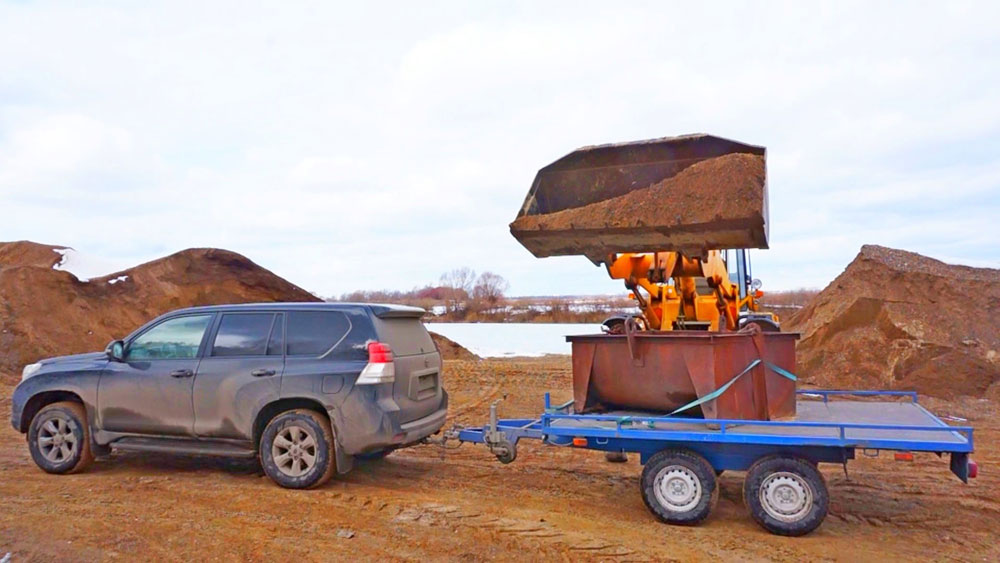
331,387,448,455
399,405,448,446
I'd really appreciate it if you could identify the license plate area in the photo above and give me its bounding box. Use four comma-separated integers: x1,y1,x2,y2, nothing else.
409,368,438,401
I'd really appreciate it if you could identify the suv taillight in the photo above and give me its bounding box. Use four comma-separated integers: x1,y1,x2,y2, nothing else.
357,341,395,385
368,342,393,364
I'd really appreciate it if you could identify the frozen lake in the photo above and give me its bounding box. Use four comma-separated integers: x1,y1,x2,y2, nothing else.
428,323,604,357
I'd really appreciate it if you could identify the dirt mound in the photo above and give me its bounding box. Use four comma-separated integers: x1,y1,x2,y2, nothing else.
786,245,1000,397
0,241,319,378
0,240,65,268
429,332,478,361
511,152,765,231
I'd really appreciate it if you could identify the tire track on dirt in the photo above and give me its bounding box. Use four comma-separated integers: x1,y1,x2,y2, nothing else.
317,488,642,560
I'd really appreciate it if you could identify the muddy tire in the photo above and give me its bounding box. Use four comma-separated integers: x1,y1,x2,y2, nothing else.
743,456,828,536
27,401,94,475
640,449,717,525
260,409,336,489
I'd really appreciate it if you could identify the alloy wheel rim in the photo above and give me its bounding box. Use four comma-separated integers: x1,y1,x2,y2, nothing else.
272,424,318,477
38,415,78,463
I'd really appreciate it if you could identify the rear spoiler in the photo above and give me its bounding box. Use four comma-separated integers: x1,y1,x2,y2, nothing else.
368,304,427,319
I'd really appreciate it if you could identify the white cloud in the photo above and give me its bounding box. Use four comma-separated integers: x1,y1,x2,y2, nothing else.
1,1,998,297
0,114,136,192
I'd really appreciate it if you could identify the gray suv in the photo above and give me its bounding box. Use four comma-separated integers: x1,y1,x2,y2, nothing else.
10,303,448,488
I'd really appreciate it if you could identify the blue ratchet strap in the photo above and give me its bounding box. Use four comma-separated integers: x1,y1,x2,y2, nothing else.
666,359,798,417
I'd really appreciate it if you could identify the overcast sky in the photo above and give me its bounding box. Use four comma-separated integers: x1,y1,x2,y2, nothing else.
2,1,998,297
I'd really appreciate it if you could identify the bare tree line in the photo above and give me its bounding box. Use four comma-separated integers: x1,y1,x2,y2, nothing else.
334,268,511,320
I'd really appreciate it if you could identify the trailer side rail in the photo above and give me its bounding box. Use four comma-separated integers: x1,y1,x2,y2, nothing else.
538,391,973,453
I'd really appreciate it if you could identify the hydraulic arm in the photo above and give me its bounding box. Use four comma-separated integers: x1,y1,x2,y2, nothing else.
606,250,770,331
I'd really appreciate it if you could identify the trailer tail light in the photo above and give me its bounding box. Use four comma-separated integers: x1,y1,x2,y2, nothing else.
356,342,395,385
969,459,978,479
572,437,587,447
894,452,914,462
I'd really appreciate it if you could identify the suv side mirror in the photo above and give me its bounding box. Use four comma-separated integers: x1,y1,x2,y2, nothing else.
106,340,125,362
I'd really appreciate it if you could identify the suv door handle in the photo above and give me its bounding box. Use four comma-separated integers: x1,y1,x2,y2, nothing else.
170,369,194,378
251,368,276,377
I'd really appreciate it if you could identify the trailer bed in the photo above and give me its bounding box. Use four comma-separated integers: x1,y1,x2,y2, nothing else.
455,390,973,476
449,389,976,536
548,398,970,448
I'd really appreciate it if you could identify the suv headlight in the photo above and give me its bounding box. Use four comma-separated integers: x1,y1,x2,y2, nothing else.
21,363,42,381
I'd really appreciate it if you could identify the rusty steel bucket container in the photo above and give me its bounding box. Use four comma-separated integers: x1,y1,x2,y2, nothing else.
566,328,798,420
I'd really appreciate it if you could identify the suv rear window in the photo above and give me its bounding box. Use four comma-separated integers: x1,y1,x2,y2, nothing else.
378,318,435,356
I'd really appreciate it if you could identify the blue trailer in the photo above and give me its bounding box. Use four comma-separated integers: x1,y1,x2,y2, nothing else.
442,389,976,536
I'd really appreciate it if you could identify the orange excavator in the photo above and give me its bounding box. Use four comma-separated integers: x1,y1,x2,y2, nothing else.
605,248,774,332
509,134,779,332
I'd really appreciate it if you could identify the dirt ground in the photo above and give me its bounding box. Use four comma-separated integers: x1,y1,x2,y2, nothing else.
1,357,997,562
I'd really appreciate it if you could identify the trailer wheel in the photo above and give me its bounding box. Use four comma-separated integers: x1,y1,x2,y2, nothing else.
743,456,828,536
491,439,517,464
641,449,718,525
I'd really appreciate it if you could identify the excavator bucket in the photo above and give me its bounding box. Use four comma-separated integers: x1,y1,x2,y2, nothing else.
510,134,769,263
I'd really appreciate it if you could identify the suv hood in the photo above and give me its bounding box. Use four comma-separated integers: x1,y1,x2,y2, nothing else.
23,351,109,380
39,351,108,366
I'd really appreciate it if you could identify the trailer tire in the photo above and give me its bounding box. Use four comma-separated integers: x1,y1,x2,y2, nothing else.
641,449,717,525
743,455,828,536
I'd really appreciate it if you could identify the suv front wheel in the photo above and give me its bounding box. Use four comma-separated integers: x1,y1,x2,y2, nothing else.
259,409,336,489
27,401,94,474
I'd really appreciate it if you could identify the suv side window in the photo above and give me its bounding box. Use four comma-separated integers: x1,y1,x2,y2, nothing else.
286,311,351,356
127,314,213,360
212,313,275,357
266,313,284,356
338,309,376,361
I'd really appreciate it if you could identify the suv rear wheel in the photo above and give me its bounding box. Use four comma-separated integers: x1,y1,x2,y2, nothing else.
259,409,336,489
27,401,94,474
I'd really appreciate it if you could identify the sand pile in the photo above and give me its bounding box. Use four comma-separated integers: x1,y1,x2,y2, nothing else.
509,153,768,259
786,245,1000,398
0,241,478,378
0,241,319,378
429,332,478,361
511,153,765,232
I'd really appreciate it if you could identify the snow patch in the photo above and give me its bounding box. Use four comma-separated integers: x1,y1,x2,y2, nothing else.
429,323,603,357
52,248,132,282
108,275,129,285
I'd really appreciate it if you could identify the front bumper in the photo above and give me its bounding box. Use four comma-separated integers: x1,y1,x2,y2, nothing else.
10,383,27,432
